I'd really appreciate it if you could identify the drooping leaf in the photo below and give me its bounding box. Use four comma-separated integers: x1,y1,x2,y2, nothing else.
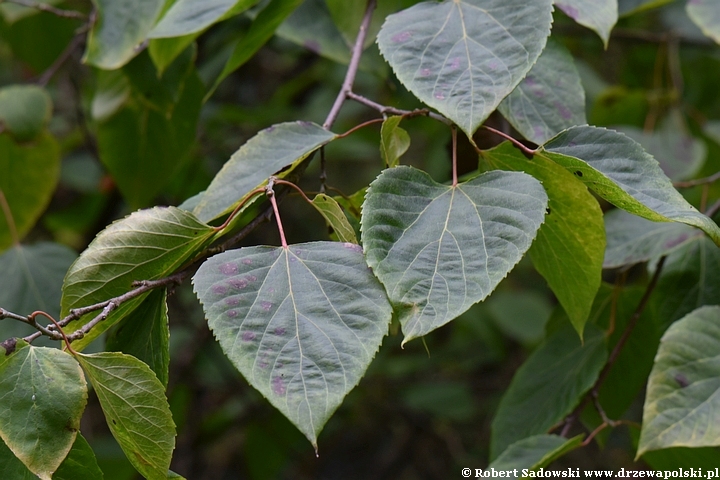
150,0,258,38
53,434,105,480
555,0,618,46
105,288,170,387
687,0,720,45
484,142,604,337
193,242,392,447
310,194,358,244
376,0,553,137
61,207,215,350
0,343,87,480
361,166,548,344
497,40,586,145
618,0,673,16
77,352,176,480
488,434,583,473
603,209,703,269
490,324,607,460
193,121,337,223
638,305,720,455
0,133,60,252
83,0,164,69
540,126,720,245
0,85,52,141
380,116,411,168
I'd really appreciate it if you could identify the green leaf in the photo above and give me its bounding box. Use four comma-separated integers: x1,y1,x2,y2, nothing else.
687,0,720,45
0,133,60,252
540,126,720,246
484,142,604,337
0,344,87,480
83,0,164,69
0,85,52,141
380,116,411,168
376,0,553,137
61,207,215,350
361,166,548,344
485,291,552,345
193,242,392,447
0,437,38,480
148,35,198,75
638,305,720,456
490,324,607,459
324,0,366,47
603,209,703,269
310,194,358,244
497,40,587,145
0,0,61,23
555,0,618,46
149,0,258,38
53,434,105,480
91,70,131,122
105,288,170,388
77,352,176,480
618,0,673,16
193,121,337,223
488,434,583,473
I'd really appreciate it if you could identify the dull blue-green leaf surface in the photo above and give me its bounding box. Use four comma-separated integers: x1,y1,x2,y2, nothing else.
687,0,720,44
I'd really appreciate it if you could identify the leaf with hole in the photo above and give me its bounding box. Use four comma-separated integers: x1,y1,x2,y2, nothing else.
193,241,392,448
555,0,618,46
311,194,358,244
361,166,548,344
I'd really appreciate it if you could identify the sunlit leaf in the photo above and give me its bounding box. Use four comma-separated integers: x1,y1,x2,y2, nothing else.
555,0,618,46
687,0,720,45
0,85,52,141
150,0,258,38
380,116,410,168
489,434,583,473
311,194,358,244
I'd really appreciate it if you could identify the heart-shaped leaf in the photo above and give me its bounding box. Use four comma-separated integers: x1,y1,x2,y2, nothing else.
361,166,548,344
376,0,553,137
555,0,618,46
193,242,392,448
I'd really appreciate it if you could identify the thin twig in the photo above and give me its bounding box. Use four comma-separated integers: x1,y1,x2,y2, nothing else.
336,118,384,139
266,179,288,248
481,125,536,156
674,171,720,188
704,198,720,219
1,0,87,19
346,91,452,124
36,32,86,87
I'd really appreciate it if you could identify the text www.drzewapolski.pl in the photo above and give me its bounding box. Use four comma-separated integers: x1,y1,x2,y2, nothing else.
461,468,720,479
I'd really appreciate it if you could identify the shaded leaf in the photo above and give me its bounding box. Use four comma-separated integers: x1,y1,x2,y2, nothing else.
193,242,392,447
485,291,552,346
150,0,258,38
0,343,87,480
540,126,720,245
0,0,61,23
619,0,673,16
311,194,358,244
361,166,548,344
555,0,618,46
0,85,52,141
687,0,720,45
0,437,38,480
489,434,583,473
377,0,553,137
53,434,105,480
638,305,720,455
148,35,198,75
380,116,411,168
91,70,131,122
77,352,176,480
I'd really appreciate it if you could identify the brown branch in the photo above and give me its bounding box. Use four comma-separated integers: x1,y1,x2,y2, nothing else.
481,125,536,156
36,32,86,87
674,171,720,188
346,91,452,124
1,0,87,19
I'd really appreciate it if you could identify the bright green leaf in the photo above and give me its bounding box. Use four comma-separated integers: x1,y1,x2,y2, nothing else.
497,40,587,145
53,434,105,480
362,166,548,344
490,324,607,459
77,352,176,480
555,0,618,46
0,85,52,141
150,0,258,38
687,0,720,45
540,126,720,246
488,434,583,473
311,194,358,244
193,121,337,223
638,305,720,456
380,116,411,168
376,0,553,137
193,242,392,447
0,343,87,480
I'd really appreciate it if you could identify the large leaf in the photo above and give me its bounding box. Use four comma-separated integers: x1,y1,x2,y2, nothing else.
484,142,604,337
61,207,215,350
193,121,337,223
83,0,164,69
687,0,720,45
603,209,703,268
77,352,176,480
0,133,60,252
361,166,548,344
490,324,607,459
0,85,52,141
497,40,586,145
488,434,583,473
540,126,720,245
0,343,87,480
638,305,720,455
150,0,258,38
193,242,392,447
376,0,553,137
555,0,618,46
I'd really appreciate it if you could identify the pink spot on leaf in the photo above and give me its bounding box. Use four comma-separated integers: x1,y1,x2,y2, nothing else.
229,278,248,289
272,376,286,395
420,68,432,76
242,331,256,342
242,258,253,265
274,327,286,336
554,101,572,120
392,31,411,43
343,242,362,253
227,310,238,318
247,275,257,282
558,4,579,19
212,284,227,295
448,57,461,70
261,301,272,312
219,263,237,275
225,297,239,306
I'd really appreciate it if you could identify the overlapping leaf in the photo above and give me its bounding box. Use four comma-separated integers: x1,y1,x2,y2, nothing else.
489,434,583,472
0,434,102,480
380,116,411,168
311,194,358,244
376,0,553,137
362,166,548,344
687,0,720,45
555,0,618,46
0,85,52,141
193,242,392,447
150,0,258,38
540,126,720,245
619,0,673,16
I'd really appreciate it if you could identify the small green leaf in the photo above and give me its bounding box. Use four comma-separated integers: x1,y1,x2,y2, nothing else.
362,166,548,344
488,434,583,473
193,121,337,223
150,0,258,38
490,324,607,460
61,207,215,350
0,85,52,141
497,40,587,145
83,0,164,69
687,0,720,45
311,194,358,244
106,288,170,387
540,126,720,246
638,305,720,456
380,116,410,168
0,344,87,480
53,434,105,480
77,352,176,480
618,0,673,16
193,242,392,447
555,0,618,46
377,0,553,137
